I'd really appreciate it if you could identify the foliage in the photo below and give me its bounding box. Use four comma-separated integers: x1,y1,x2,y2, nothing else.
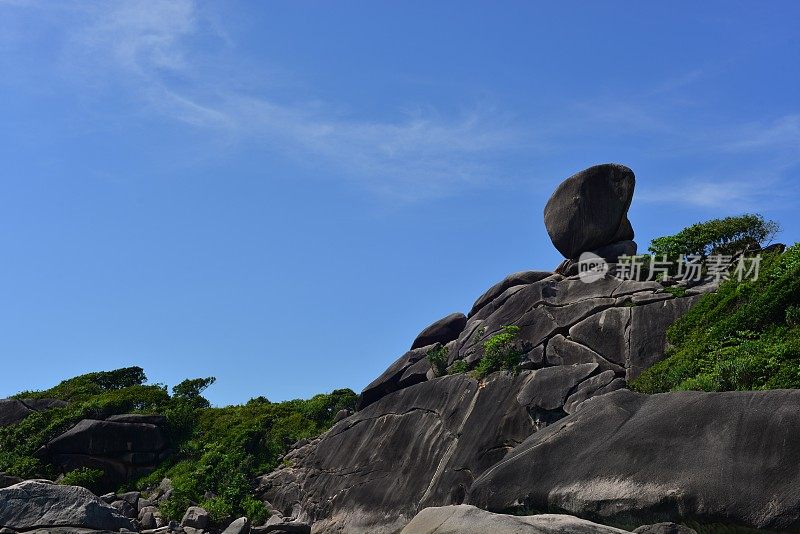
426,345,449,377
472,325,522,379
139,388,356,522
662,286,688,298
60,467,105,494
448,360,468,374
648,214,779,259
631,244,800,393
0,367,356,525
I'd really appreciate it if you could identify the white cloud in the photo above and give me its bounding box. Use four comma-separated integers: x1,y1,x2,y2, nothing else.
48,0,522,201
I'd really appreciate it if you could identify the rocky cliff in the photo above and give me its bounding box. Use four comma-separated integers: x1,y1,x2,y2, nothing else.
1,163,794,534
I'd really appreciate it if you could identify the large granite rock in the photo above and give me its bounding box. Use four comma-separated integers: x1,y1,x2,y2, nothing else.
0,480,135,531
359,272,700,418
400,505,632,534
469,389,800,531
259,366,622,534
39,417,170,493
468,271,552,317
544,164,635,259
0,398,67,427
411,313,467,350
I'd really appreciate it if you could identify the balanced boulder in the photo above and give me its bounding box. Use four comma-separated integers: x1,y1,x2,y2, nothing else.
544,164,635,259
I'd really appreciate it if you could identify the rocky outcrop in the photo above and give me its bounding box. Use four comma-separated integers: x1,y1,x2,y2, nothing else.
544,164,635,259
0,480,135,532
0,398,67,427
410,313,467,350
258,365,631,533
38,417,170,493
468,271,552,317
359,272,703,410
468,388,800,531
399,505,632,534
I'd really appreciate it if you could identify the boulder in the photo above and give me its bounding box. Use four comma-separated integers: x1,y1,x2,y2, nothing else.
0,480,135,531
544,163,635,259
39,419,169,492
633,523,697,534
410,313,467,350
222,517,251,534
0,473,23,489
181,506,209,529
400,505,631,533
0,398,67,427
356,344,434,410
468,271,552,317
258,365,623,534
469,389,800,531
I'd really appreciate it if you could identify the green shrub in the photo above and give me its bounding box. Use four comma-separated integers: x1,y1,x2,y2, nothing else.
472,325,522,379
632,244,800,393
60,467,105,493
649,213,779,259
448,360,468,374
1,367,357,524
426,345,449,377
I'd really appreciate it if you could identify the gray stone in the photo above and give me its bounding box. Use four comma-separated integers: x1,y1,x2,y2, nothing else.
181,507,209,529
562,370,619,414
222,517,250,534
469,389,800,531
106,414,167,426
411,313,467,350
0,473,23,489
545,334,623,374
356,344,434,410
0,480,135,531
633,523,697,534
400,505,631,533
516,364,598,411
0,398,67,428
39,419,169,493
110,499,136,518
258,373,542,533
468,271,552,317
544,163,635,259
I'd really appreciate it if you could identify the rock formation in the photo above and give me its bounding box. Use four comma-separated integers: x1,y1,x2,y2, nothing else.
37,416,171,493
399,505,632,534
0,398,67,427
468,388,800,531
3,163,788,534
0,480,135,532
544,163,636,259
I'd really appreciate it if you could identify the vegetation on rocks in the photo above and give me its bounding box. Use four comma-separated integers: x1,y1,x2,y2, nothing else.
472,325,522,378
648,213,779,259
0,367,357,523
632,243,800,393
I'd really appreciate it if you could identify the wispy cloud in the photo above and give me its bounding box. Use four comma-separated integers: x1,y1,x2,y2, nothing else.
47,0,522,201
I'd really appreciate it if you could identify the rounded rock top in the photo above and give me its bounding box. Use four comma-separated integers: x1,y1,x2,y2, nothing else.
544,163,635,259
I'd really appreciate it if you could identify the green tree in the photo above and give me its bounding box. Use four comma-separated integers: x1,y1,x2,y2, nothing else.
649,214,779,259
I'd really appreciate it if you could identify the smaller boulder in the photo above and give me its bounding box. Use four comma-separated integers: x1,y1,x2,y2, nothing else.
0,480,135,531
181,506,209,530
634,523,697,534
222,517,251,534
411,313,467,350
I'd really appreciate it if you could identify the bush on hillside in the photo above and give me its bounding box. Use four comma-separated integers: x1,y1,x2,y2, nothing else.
648,213,779,259
472,325,522,378
631,243,800,393
0,367,357,524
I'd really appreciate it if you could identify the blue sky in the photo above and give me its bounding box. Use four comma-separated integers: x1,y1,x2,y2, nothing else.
1,1,799,406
